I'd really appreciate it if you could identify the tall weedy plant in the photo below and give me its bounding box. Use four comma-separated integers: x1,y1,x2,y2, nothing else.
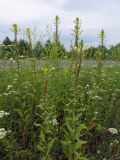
99,29,106,60
54,15,60,46
99,29,105,47
70,18,82,74
62,20,87,160
73,17,82,48
51,15,60,59
11,24,20,57
10,24,20,80
96,29,106,77
26,28,32,57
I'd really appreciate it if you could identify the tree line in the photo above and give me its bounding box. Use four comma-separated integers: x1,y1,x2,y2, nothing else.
0,16,120,60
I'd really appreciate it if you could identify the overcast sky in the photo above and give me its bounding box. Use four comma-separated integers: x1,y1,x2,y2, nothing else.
0,0,120,47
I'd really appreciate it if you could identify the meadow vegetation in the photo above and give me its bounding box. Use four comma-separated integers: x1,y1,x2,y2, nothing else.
0,16,120,160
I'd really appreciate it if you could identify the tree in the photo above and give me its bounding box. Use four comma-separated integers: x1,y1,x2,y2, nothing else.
84,46,96,59
19,39,29,56
108,43,120,60
43,39,53,58
0,37,14,58
33,41,43,58
3,36,13,46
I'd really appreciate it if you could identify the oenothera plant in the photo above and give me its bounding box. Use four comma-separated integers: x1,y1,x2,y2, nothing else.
26,28,33,57
61,41,88,160
35,66,57,160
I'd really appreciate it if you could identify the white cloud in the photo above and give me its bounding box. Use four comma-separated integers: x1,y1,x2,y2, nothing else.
0,0,57,24
0,0,120,46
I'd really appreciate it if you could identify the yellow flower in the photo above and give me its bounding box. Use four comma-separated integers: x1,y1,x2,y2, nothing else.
41,67,48,74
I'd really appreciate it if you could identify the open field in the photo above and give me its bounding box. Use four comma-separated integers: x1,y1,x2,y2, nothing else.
0,59,120,160
0,13,120,160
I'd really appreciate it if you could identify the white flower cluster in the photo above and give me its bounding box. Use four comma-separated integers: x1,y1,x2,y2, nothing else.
114,139,119,144
97,150,100,154
87,90,93,95
115,89,120,92
92,96,102,100
52,119,58,126
7,85,13,91
2,85,18,97
0,111,9,118
3,91,19,97
108,128,118,134
9,58,14,61
0,128,7,139
108,78,112,80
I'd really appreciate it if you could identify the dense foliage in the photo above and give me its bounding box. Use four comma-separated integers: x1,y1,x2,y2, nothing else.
0,16,120,160
0,54,120,159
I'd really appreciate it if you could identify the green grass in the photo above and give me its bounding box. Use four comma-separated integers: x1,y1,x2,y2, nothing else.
0,60,120,160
